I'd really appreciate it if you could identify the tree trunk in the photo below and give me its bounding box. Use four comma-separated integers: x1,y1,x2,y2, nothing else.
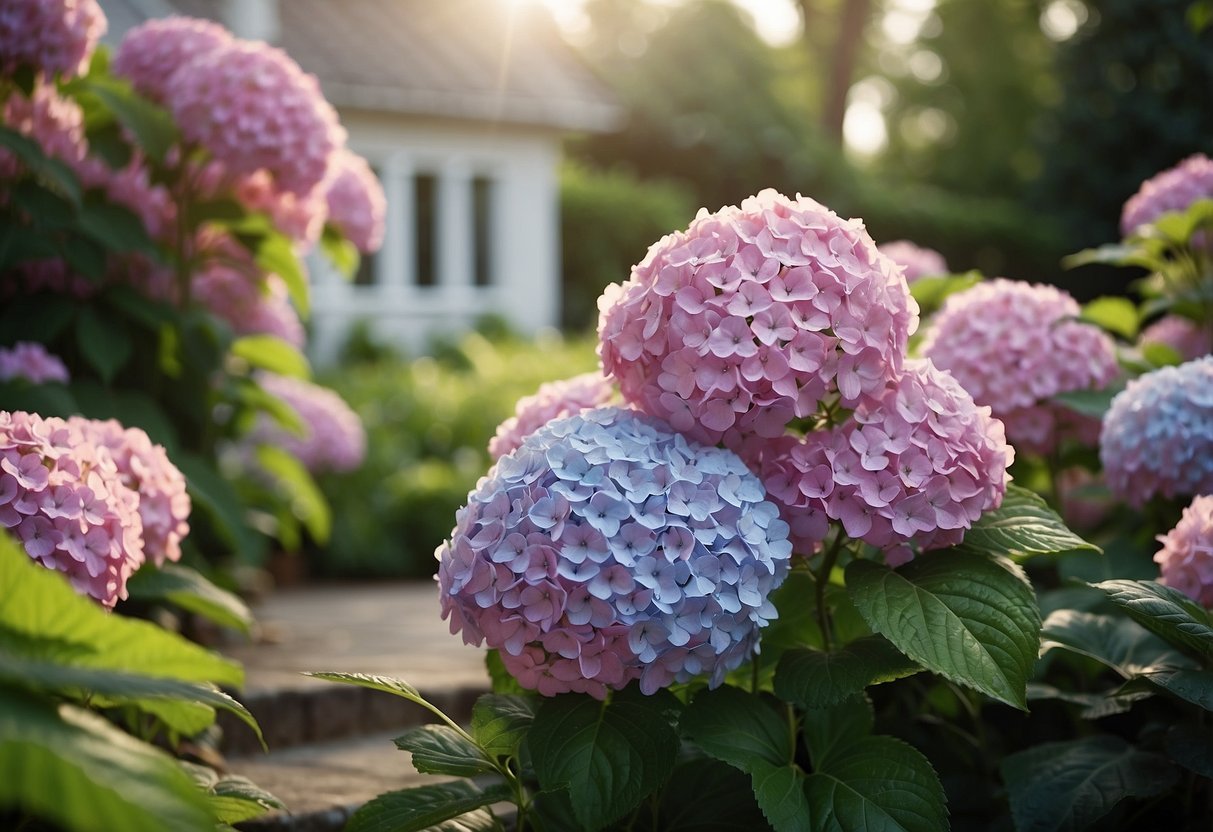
816,0,872,146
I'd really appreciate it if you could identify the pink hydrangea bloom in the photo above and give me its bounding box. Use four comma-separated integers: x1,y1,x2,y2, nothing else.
0,342,69,384
0,0,106,79
72,418,189,567
0,258,94,299
192,261,306,349
248,373,366,474
1139,315,1212,362
111,16,232,104
165,38,345,196
0,83,90,180
1121,154,1213,238
438,407,791,698
599,189,919,447
1100,356,1213,506
0,410,144,608
489,372,617,461
1154,495,1213,607
754,359,1012,560
920,278,1119,455
92,153,177,242
877,240,949,283
234,170,328,249
324,149,387,254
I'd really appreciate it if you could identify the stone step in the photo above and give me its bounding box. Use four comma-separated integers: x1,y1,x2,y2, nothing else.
230,732,452,832
216,582,489,755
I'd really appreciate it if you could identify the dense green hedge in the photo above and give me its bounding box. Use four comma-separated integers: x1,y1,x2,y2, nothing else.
312,330,599,578
560,163,694,331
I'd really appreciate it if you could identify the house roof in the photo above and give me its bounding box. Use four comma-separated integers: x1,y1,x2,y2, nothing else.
101,0,623,133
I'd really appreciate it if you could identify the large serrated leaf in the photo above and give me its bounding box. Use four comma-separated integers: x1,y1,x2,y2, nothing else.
1165,723,1213,778
681,685,790,773
345,781,512,832
254,444,332,543
774,636,919,708
231,334,310,378
0,536,241,688
471,694,537,761
1080,296,1138,339
802,695,874,770
527,692,678,830
958,485,1098,561
76,76,178,163
253,232,310,317
804,735,949,832
0,689,215,832
1092,579,1213,662
846,552,1040,709
1001,736,1177,832
76,305,133,383
394,725,497,778
749,759,810,832
181,762,285,824
1040,609,1194,677
126,563,253,635
648,758,770,831
0,655,261,745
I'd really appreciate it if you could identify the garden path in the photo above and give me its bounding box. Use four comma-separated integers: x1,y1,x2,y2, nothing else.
219,582,489,831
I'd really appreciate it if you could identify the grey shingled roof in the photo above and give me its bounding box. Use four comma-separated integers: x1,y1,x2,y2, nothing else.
101,0,622,132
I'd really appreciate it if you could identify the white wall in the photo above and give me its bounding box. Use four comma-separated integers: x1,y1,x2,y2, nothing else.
308,111,562,364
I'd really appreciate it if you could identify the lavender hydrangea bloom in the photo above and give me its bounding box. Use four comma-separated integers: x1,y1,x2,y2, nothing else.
247,373,366,475
1100,357,1213,506
1155,495,1213,607
325,149,387,255
877,240,949,283
0,342,70,384
1121,154,1213,238
921,278,1119,455
437,406,791,698
1138,315,1211,362
489,372,617,461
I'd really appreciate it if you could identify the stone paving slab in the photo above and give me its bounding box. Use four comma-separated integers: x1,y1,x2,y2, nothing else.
218,582,489,755
231,733,439,832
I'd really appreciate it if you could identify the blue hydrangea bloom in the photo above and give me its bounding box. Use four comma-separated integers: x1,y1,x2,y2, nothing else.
436,406,792,698
1101,356,1213,505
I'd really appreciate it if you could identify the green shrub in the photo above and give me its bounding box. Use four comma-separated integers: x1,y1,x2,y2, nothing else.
312,331,599,578
560,163,694,331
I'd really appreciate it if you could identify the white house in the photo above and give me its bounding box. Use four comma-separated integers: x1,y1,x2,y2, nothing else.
101,0,621,363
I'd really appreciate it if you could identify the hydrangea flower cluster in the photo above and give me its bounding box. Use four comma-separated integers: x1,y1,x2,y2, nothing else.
0,83,89,181
0,342,70,384
1154,495,1213,607
0,0,106,79
488,372,617,461
755,360,1012,561
1,410,144,609
247,373,366,474
1121,154,1213,237
877,240,949,283
111,16,233,104
1139,315,1211,362
233,171,329,249
325,149,387,255
437,407,792,698
1100,356,1213,506
165,38,345,196
599,189,919,447
73,418,189,567
920,278,1119,455
192,262,306,349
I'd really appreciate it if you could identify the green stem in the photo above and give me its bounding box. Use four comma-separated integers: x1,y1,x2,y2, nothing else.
786,702,798,766
815,533,845,651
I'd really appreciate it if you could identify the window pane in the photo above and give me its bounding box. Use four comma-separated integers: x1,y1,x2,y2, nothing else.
472,176,493,287
414,173,438,287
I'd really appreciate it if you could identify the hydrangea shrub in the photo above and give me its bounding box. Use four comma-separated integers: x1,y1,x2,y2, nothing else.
1154,495,1213,607
877,239,949,282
